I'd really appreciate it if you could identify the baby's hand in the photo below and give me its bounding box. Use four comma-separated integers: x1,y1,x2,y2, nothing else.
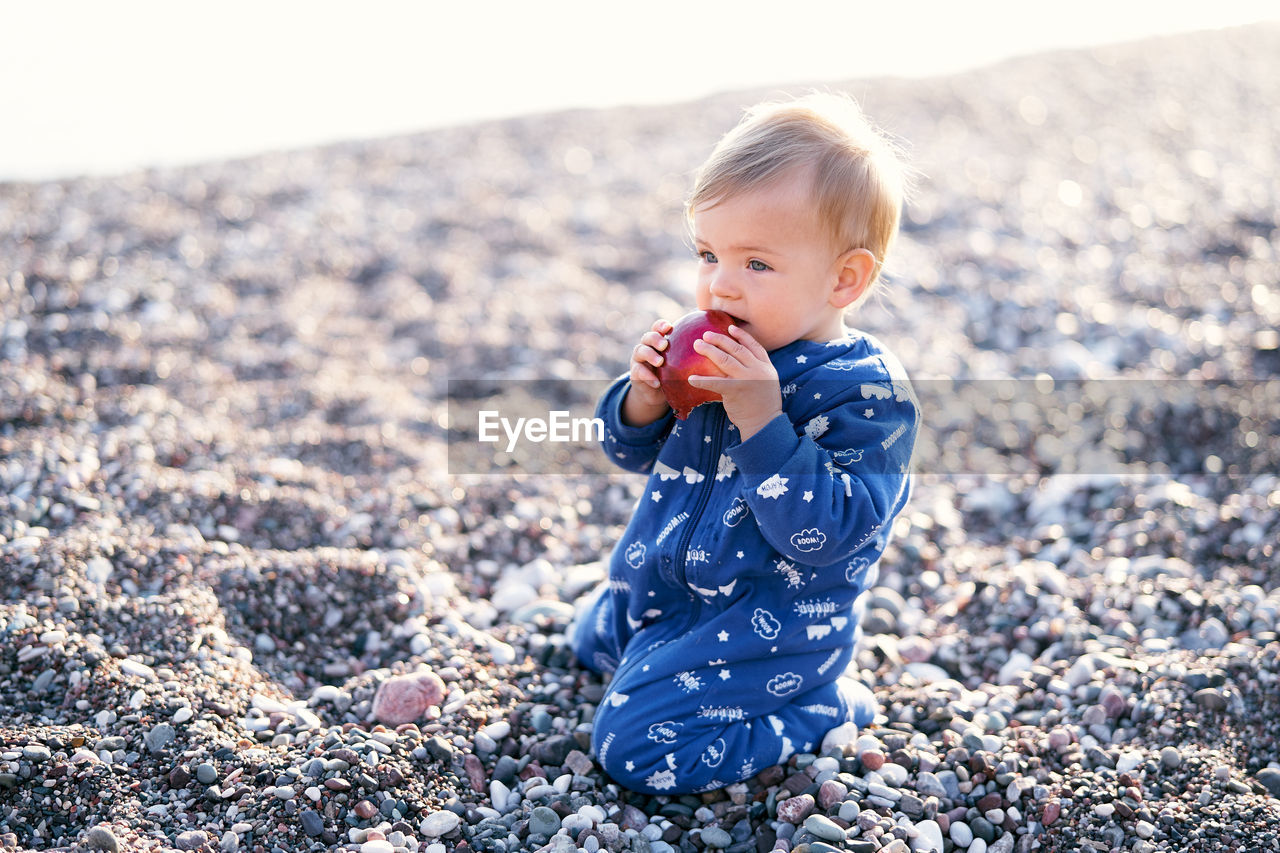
688,325,782,439
622,319,674,426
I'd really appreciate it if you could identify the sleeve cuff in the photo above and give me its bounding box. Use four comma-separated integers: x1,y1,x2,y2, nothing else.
727,412,800,482
602,381,673,447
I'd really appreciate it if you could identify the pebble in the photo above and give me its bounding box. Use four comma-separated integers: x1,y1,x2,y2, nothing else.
419,810,461,838
700,826,733,848
803,815,846,843
84,826,120,851
776,794,816,824
370,670,447,725
1257,768,1280,796
911,820,945,853
879,761,908,787
145,723,176,755
300,810,324,837
529,805,560,836
175,830,209,850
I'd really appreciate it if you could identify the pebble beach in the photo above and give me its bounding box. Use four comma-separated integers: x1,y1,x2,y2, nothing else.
3,22,1280,853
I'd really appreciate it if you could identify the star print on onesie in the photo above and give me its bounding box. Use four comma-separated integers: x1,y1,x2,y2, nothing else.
571,329,918,794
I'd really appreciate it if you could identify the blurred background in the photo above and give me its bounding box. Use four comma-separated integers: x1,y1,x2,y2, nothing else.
2,0,1276,182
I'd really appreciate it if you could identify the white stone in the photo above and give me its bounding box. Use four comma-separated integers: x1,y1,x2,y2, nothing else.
1116,751,1143,774
997,651,1033,685
879,762,908,787
950,820,974,847
910,819,944,852
490,780,511,812
419,810,461,838
481,721,511,740
119,659,157,682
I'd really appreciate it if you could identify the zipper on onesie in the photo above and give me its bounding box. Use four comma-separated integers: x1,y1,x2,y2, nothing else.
668,406,725,590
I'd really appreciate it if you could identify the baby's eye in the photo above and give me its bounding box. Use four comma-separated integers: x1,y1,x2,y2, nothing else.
699,251,718,264
748,259,771,272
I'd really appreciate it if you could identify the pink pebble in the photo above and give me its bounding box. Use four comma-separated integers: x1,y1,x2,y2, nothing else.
776,793,815,824
817,779,848,810
370,670,447,725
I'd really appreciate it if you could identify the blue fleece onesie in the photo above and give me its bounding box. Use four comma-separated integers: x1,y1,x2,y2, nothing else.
572,329,919,794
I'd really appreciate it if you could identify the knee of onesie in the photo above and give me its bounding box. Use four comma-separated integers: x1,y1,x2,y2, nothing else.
591,682,731,794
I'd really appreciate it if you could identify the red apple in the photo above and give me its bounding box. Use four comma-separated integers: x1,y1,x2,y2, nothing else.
658,309,737,419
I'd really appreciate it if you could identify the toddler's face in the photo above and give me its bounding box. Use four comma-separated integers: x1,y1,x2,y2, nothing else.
691,173,848,352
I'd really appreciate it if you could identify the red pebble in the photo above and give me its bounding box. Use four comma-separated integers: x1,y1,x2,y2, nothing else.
859,750,886,771
1042,801,1061,826
354,800,377,819
370,670,447,725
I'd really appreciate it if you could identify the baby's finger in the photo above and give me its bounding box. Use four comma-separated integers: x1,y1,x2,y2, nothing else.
633,342,664,369
694,334,748,369
728,325,769,360
687,374,729,393
640,330,669,353
631,361,662,389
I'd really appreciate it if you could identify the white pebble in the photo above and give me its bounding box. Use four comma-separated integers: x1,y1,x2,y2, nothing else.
311,685,342,703
487,640,516,665
119,659,157,681
1116,751,1143,774
949,821,973,847
910,819,944,852
879,762,908,787
490,779,511,812
419,810,461,838
481,721,511,740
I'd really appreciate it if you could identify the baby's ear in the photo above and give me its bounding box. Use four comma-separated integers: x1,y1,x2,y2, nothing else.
831,248,876,309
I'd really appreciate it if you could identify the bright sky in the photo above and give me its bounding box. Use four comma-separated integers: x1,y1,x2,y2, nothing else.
1,1,1276,180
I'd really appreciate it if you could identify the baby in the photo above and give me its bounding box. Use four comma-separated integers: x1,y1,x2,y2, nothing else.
572,93,919,794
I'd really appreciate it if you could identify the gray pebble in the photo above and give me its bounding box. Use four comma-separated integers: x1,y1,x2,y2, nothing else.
700,827,733,848
300,810,324,837
84,826,120,852
1257,768,1280,797
803,814,846,843
175,830,209,850
145,723,176,755
529,805,561,836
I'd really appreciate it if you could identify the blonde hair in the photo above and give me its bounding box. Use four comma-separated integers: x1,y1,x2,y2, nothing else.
687,92,909,302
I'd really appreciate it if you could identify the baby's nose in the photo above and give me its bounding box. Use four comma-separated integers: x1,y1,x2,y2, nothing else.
708,268,739,298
